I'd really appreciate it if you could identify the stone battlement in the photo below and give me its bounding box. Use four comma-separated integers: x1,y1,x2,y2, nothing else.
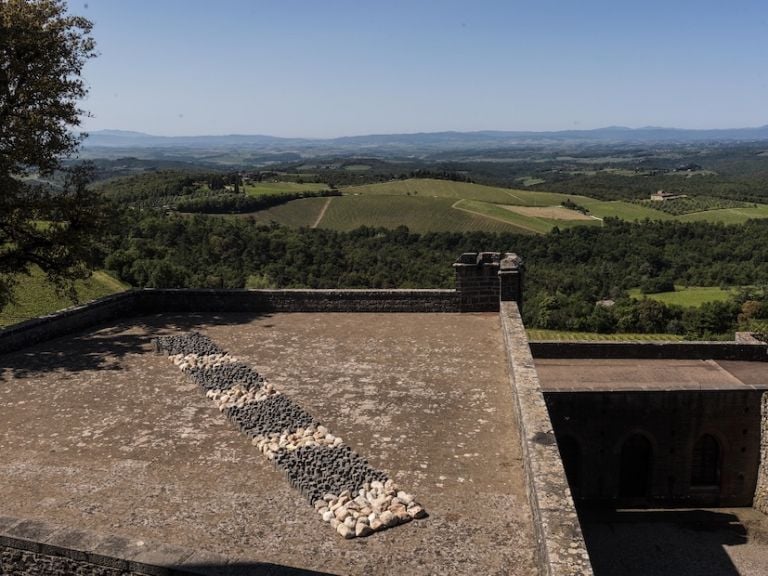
453,251,524,312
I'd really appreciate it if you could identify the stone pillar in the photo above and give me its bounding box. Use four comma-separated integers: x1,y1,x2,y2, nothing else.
499,253,524,314
453,252,501,312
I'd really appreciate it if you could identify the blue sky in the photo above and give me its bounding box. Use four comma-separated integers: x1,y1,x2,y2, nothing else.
77,0,768,137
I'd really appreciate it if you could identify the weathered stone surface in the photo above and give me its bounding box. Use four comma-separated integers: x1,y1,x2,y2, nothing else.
501,301,594,576
0,312,538,574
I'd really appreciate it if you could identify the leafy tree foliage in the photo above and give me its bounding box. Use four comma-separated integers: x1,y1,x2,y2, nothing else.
0,0,104,309
100,209,768,338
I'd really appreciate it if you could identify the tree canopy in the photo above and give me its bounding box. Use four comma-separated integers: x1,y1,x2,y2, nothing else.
0,0,103,310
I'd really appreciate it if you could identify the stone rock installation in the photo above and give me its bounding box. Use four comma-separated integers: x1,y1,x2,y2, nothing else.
153,331,427,539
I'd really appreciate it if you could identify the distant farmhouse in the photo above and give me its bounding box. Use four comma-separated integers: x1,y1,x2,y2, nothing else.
650,189,688,202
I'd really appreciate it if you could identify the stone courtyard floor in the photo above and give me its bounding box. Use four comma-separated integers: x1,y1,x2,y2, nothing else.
0,312,537,575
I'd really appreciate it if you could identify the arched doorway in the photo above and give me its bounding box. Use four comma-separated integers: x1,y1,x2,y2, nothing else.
619,434,653,498
558,435,582,496
691,434,721,487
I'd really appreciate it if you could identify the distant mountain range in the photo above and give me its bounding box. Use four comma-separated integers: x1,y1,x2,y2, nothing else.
80,125,768,156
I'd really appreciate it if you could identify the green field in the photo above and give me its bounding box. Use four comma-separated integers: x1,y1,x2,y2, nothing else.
345,178,670,218
234,178,768,234
316,196,533,233
677,205,768,224
456,200,600,233
527,329,683,341
628,286,734,307
0,268,129,327
236,197,329,228
244,181,330,196
344,179,520,203
577,198,673,220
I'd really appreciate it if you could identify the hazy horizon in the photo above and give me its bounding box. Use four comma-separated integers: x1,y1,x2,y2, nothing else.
78,0,768,138
85,123,768,140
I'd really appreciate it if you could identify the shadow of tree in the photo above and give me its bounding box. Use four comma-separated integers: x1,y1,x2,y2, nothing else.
0,312,272,380
580,508,748,576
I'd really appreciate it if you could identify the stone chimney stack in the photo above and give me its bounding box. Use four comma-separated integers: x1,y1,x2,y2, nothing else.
453,252,524,312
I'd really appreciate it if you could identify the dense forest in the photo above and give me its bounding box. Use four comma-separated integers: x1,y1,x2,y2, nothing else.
101,212,768,339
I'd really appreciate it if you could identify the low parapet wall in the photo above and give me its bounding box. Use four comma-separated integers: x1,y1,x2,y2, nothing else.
0,515,322,576
0,291,140,356
500,302,593,576
530,340,768,361
135,288,458,314
0,516,219,576
0,288,460,355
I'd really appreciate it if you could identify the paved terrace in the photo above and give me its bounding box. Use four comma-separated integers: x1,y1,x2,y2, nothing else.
0,312,536,575
535,359,768,392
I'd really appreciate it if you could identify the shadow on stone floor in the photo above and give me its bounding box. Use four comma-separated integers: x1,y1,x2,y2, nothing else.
0,312,272,380
580,508,747,576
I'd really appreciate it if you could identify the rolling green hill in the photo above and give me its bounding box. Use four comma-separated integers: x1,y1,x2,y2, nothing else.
343,179,516,203
237,197,329,227
0,269,129,327
244,181,330,196
316,196,534,233
230,178,768,234
677,205,768,224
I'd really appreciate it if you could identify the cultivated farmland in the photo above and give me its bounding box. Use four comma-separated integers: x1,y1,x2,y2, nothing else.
316,196,534,234
244,181,331,196
224,178,768,234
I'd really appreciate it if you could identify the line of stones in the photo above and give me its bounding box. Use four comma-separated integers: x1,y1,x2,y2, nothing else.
153,332,427,539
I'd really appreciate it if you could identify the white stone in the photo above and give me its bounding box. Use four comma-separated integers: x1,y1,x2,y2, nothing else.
370,518,384,531
380,510,395,527
408,505,427,519
397,491,414,505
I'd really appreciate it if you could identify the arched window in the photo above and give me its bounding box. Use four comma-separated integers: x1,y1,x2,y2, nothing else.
619,434,653,498
558,436,581,496
691,434,720,487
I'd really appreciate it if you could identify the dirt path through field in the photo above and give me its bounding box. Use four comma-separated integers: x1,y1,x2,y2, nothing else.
504,190,526,202
312,196,333,228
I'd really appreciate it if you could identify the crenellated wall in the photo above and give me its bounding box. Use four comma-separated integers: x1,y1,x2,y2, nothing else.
452,251,524,312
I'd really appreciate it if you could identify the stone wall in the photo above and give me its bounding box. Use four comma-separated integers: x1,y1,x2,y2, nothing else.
500,301,593,576
0,289,460,356
0,516,222,576
453,252,503,312
0,252,529,356
546,390,764,507
135,288,459,314
0,291,140,356
754,393,768,514
1,546,132,576
530,340,768,362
